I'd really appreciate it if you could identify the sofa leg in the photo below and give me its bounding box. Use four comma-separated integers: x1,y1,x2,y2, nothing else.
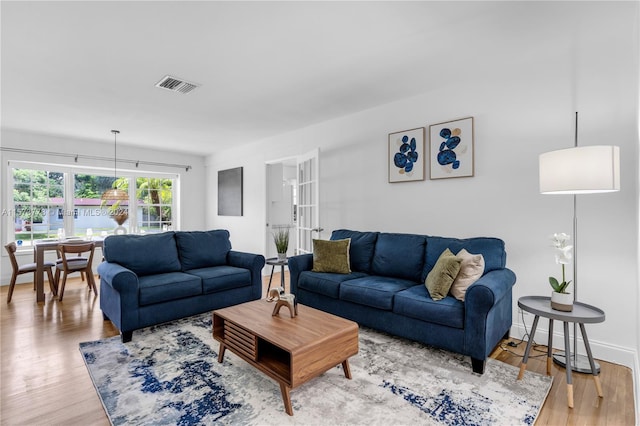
471,357,485,374
102,312,110,321
503,329,510,340
121,331,133,343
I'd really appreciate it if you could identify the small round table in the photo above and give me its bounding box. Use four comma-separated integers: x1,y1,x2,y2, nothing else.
516,295,605,408
265,257,288,294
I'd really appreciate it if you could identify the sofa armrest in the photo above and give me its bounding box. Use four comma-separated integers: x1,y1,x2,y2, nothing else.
227,251,266,300
464,268,516,360
97,261,139,295
97,261,140,335
287,253,314,294
465,268,516,312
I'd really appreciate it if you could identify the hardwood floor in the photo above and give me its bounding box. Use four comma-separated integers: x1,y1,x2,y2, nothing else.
1,274,635,425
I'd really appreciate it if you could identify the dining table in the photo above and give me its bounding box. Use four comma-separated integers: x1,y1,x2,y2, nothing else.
33,237,104,303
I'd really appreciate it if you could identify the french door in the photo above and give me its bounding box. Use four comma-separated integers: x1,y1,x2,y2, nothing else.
295,149,322,254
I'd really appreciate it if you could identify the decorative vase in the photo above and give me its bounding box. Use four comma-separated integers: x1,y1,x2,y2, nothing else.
112,212,128,225
277,252,287,261
550,291,573,312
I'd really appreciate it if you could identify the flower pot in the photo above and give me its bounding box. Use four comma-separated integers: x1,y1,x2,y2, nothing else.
550,291,573,312
277,252,287,261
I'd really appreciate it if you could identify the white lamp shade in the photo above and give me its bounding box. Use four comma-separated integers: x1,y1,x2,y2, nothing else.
539,145,620,194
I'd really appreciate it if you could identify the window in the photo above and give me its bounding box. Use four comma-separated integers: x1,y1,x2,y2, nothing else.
136,177,173,233
6,162,178,248
12,168,65,246
73,173,126,237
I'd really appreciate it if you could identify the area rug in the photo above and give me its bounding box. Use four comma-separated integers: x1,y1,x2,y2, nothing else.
80,313,552,425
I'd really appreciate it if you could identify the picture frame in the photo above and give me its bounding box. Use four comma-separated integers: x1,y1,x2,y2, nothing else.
429,117,474,179
218,167,243,216
388,127,425,183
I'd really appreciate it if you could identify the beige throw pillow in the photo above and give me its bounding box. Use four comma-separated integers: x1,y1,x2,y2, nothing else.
449,249,485,301
425,248,462,301
312,238,352,274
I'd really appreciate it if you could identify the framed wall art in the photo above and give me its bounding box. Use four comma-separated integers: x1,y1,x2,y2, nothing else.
388,127,425,183
218,167,243,216
429,117,474,179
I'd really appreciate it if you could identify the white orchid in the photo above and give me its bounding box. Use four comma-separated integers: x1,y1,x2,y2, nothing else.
549,233,573,293
552,232,573,265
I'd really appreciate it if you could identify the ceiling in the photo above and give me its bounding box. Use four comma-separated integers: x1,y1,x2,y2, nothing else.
1,1,575,155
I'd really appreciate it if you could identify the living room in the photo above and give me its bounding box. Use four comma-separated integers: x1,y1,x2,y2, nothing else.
1,1,638,424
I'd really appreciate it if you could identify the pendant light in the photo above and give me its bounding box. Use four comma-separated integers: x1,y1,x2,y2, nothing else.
101,130,129,201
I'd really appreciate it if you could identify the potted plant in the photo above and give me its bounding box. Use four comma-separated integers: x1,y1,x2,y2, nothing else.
549,232,573,311
273,227,290,261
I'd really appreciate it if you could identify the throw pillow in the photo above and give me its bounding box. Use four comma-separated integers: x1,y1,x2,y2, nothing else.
449,249,485,301
312,238,352,274
425,248,462,301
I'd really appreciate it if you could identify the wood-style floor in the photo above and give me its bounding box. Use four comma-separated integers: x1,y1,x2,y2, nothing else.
0,274,635,425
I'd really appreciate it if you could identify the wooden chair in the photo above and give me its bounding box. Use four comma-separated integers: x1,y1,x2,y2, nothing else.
4,242,56,303
55,242,96,301
55,243,88,282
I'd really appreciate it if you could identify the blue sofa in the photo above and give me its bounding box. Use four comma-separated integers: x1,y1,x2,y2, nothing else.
97,230,265,342
288,229,516,374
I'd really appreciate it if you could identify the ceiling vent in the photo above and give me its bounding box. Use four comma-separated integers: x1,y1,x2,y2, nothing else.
155,75,200,94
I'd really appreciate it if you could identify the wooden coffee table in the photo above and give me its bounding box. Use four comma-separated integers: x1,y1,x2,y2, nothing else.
212,299,359,416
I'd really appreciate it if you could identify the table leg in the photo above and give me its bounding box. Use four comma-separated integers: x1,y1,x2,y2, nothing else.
217,343,226,363
342,359,352,379
279,383,293,416
266,265,276,294
280,264,286,293
563,321,574,408
35,246,45,303
579,323,604,398
547,319,554,376
518,315,539,380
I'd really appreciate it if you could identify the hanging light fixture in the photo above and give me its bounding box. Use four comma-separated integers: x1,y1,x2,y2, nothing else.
101,130,129,201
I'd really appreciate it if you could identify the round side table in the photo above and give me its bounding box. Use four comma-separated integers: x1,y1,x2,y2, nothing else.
516,295,605,408
265,257,288,294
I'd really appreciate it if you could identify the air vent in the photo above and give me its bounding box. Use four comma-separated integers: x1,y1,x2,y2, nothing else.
155,75,200,94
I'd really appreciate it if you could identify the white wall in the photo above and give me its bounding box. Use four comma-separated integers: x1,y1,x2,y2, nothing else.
206,0,639,406
0,128,207,284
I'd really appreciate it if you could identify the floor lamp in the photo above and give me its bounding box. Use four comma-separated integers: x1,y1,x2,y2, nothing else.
539,112,620,373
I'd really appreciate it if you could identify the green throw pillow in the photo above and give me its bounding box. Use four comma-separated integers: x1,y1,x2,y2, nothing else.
425,248,462,301
312,238,352,274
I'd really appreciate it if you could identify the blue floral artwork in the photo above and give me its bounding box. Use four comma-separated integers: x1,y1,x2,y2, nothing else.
389,128,425,182
437,127,461,169
429,117,474,179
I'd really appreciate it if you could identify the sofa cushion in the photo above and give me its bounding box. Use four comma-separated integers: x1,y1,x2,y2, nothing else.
371,233,426,283
393,285,464,329
103,232,182,276
424,237,505,281
298,270,368,299
186,265,250,294
425,248,462,301
175,230,231,271
450,249,485,301
330,230,379,273
138,272,202,306
339,276,417,311
312,238,351,274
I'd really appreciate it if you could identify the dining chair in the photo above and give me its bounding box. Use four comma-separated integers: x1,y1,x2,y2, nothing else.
4,242,57,303
55,241,97,301
55,243,88,282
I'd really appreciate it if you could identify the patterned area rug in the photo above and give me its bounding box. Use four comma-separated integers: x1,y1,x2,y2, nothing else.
80,313,552,425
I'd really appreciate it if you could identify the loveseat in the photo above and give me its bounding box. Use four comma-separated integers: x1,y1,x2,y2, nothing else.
288,229,516,374
97,230,265,342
